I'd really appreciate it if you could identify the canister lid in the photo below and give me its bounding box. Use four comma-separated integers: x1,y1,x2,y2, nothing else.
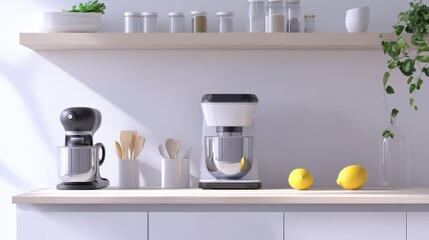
142,12,158,16
217,11,234,16
169,12,185,17
201,94,258,103
124,12,141,17
191,11,207,16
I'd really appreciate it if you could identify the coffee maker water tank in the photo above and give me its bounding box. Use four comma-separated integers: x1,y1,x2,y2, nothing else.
60,107,102,147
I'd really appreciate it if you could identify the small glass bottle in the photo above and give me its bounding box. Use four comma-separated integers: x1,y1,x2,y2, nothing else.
217,11,233,33
379,116,410,187
142,12,158,33
304,14,315,32
191,11,207,33
266,0,285,33
124,12,142,33
248,0,265,33
169,12,185,33
285,0,301,32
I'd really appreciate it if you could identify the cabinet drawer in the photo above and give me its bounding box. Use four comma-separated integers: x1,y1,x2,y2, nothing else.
149,212,283,240
284,212,405,240
407,212,429,240
17,212,147,240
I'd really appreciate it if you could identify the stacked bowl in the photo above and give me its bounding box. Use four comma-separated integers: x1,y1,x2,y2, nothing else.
41,12,101,32
345,6,369,33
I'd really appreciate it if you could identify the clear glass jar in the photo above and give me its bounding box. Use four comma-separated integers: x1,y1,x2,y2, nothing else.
304,14,315,32
285,0,300,32
379,117,410,187
142,12,158,33
248,0,265,33
217,11,233,33
124,12,142,33
191,11,207,33
169,12,185,33
266,0,285,33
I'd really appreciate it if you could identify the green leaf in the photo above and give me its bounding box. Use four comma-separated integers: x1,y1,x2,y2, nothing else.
407,76,413,84
419,46,429,52
386,86,395,94
423,67,429,77
399,59,416,76
395,37,408,50
383,72,390,86
410,98,415,106
416,55,429,63
382,130,394,139
412,34,426,47
417,78,423,89
415,105,419,111
391,108,399,118
410,83,416,94
394,25,405,36
387,60,398,69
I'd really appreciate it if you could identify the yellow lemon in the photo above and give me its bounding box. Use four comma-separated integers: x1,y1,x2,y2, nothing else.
288,168,313,190
336,165,368,190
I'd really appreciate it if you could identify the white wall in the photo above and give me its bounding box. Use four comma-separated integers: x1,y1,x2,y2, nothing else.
1,0,428,239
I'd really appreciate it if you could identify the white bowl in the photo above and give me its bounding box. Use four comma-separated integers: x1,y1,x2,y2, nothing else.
346,6,370,14
345,18,369,33
41,12,101,32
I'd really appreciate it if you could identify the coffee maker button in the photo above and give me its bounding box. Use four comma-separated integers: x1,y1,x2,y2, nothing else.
67,114,74,120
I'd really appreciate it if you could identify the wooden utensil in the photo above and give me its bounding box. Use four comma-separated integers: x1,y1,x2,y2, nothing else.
165,138,179,159
129,131,138,158
115,141,123,160
132,135,145,159
120,131,134,159
158,144,169,159
182,147,192,159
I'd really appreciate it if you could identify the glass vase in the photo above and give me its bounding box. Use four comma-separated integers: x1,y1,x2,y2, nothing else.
379,117,410,187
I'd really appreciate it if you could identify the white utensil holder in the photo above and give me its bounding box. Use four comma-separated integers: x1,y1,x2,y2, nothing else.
161,158,190,188
119,159,140,189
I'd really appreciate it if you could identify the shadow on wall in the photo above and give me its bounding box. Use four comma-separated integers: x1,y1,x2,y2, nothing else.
0,160,32,190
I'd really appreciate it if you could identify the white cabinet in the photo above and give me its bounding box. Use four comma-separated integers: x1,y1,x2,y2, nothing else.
17,211,148,240
284,212,406,240
407,212,429,240
149,212,283,240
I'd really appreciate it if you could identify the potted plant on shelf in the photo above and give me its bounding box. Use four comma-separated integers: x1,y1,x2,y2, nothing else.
62,0,106,14
381,0,429,138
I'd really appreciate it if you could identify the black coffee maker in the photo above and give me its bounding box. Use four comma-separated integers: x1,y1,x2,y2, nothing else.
57,107,109,190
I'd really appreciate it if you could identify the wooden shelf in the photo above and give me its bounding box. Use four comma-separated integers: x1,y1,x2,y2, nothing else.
12,188,429,205
19,32,388,50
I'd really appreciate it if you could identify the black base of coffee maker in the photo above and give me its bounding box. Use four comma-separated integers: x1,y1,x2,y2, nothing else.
57,178,109,190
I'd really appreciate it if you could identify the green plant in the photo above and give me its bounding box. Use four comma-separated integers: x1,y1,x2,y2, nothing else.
63,0,106,14
381,0,429,138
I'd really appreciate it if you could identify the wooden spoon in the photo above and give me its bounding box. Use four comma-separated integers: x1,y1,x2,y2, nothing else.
165,138,179,159
120,131,134,159
158,144,169,159
114,141,123,160
132,135,145,159
129,131,138,158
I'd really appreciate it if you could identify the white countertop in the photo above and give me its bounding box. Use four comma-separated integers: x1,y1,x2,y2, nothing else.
12,188,429,205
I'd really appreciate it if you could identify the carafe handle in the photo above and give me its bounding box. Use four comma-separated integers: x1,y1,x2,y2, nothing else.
95,143,106,166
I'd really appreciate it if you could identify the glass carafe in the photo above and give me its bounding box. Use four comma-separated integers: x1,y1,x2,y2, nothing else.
379,116,410,187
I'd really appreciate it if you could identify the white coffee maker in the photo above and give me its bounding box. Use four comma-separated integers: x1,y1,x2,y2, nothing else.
199,94,261,189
